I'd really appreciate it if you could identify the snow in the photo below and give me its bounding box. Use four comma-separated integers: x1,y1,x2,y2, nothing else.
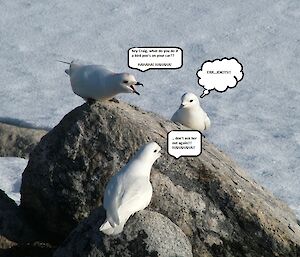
0,157,28,205
0,1,299,218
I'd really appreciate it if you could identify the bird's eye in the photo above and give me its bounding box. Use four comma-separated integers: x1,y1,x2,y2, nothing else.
190,100,194,102
123,80,128,83
154,149,157,153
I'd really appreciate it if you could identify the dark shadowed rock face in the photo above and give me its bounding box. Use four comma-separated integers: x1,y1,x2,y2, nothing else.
0,242,53,257
54,209,193,257
0,122,47,158
0,190,53,257
0,189,38,244
21,101,300,256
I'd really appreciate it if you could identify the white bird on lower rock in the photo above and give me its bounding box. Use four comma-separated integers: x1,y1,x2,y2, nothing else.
99,142,161,235
58,60,143,102
171,92,211,132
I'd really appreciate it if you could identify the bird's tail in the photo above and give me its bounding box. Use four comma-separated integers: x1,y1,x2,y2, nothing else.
57,59,83,76
99,219,125,235
56,60,71,65
204,115,211,130
57,60,72,75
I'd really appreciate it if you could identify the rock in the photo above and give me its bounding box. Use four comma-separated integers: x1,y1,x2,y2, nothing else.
0,242,54,257
54,209,193,257
0,190,53,256
21,101,300,256
0,122,47,158
0,189,38,244
0,235,16,250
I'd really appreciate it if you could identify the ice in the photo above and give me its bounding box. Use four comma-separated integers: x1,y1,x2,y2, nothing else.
0,1,299,217
0,157,28,204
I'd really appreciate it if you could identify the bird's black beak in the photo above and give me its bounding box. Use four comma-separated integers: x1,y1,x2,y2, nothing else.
130,85,140,95
135,81,144,87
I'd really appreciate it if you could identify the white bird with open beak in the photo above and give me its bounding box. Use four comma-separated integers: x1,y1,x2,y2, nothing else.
59,60,143,102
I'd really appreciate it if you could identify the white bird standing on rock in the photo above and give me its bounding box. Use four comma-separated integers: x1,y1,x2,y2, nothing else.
99,142,161,235
171,92,211,132
58,60,143,102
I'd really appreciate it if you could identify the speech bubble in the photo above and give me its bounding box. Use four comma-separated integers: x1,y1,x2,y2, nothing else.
167,130,202,159
128,47,183,72
196,57,244,98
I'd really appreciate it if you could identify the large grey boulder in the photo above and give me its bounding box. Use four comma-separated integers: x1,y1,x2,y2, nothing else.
0,122,47,158
54,209,193,257
21,101,300,256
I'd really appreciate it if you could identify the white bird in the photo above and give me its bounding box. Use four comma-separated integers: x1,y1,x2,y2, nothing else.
171,92,211,131
99,142,161,235
58,60,143,101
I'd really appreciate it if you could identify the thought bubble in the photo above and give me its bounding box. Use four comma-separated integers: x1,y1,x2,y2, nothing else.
128,47,183,72
167,130,202,159
196,57,244,98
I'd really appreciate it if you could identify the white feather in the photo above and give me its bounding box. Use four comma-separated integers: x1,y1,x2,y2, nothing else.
99,142,161,235
171,92,211,132
63,60,142,100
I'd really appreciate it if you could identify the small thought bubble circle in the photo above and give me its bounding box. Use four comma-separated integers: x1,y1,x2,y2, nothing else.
197,57,244,98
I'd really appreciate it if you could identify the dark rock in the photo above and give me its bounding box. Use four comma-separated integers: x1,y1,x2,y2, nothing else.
54,209,193,257
0,122,47,158
0,190,38,244
21,101,300,256
0,241,53,257
0,235,16,250
0,190,54,256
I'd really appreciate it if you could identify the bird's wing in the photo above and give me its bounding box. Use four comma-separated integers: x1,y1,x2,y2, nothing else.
117,179,152,221
171,109,181,123
103,175,124,227
72,65,111,86
100,177,151,235
204,114,211,130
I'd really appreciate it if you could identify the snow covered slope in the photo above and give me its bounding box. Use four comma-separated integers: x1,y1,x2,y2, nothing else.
0,157,28,205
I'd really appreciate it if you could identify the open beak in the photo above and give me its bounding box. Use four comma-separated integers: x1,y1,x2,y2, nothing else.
135,81,144,87
130,85,140,95
156,149,162,158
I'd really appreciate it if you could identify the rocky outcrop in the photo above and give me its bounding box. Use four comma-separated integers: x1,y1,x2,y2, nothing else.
21,101,300,256
54,209,193,257
0,242,53,257
0,122,47,158
0,189,38,244
0,190,53,257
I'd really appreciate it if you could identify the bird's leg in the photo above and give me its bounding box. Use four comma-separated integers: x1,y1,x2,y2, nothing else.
109,98,119,103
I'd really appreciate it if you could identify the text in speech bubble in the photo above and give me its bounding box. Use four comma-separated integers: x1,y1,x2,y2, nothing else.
167,130,202,159
196,57,244,98
128,47,183,72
